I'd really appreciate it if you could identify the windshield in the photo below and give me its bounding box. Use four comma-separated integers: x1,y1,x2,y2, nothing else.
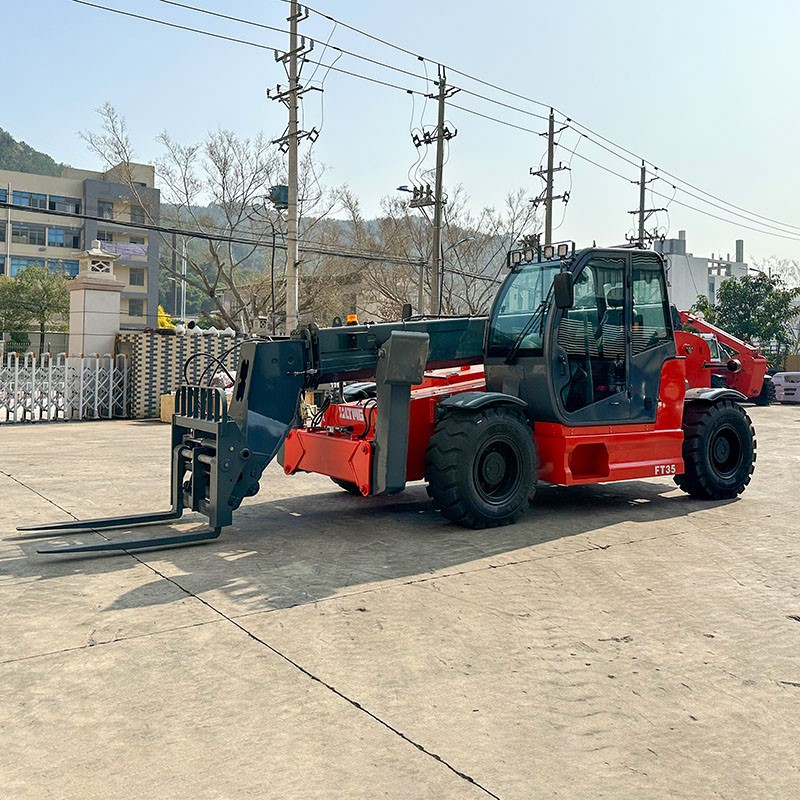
488,261,561,355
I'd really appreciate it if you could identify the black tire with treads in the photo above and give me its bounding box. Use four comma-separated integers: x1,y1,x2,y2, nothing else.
675,400,756,499
425,406,537,528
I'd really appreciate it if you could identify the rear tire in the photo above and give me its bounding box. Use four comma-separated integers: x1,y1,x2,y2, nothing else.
753,376,776,406
425,406,536,528
675,400,756,500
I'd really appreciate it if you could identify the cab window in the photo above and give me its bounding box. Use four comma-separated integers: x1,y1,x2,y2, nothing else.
631,254,671,354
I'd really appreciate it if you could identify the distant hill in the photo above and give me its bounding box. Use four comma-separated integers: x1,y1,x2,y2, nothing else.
0,128,65,176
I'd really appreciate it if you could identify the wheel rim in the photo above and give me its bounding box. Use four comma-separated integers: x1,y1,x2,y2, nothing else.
708,424,744,479
472,437,524,506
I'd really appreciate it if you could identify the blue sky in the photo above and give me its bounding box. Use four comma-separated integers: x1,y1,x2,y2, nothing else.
5,0,800,265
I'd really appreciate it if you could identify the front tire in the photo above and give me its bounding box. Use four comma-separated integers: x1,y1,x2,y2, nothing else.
425,406,537,528
675,400,756,500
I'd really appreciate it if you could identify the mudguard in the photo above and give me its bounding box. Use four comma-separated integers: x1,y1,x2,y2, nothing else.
684,387,748,405
439,390,527,412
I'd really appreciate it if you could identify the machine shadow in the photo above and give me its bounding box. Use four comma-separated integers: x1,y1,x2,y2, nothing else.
6,477,734,615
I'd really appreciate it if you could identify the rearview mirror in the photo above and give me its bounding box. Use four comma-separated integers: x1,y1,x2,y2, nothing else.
553,272,573,309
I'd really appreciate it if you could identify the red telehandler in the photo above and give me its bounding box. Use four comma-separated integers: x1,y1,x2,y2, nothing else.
677,311,774,405
21,244,757,554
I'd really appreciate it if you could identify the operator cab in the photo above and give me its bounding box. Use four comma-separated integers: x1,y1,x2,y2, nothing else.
485,242,677,426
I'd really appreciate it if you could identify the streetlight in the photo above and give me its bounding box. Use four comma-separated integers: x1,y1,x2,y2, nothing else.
398,185,436,314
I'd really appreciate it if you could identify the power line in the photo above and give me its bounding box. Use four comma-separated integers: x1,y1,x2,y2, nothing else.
74,0,800,242
72,1,428,97
448,103,544,136
0,202,430,264
283,0,800,236
159,0,433,87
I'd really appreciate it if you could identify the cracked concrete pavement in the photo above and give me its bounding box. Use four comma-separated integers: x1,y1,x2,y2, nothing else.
1,405,798,798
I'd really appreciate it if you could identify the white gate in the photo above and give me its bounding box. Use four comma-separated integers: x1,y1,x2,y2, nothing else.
0,354,129,423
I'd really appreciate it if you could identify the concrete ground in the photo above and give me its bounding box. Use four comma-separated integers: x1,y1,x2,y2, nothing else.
1,406,798,799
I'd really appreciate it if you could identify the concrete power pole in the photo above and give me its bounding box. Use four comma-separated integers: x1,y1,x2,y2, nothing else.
545,110,555,245
268,2,316,332
407,66,457,314
431,66,454,317
628,160,666,248
284,0,301,333
637,161,646,245
530,109,569,246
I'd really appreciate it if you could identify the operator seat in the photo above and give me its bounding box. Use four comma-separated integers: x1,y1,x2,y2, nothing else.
602,286,624,326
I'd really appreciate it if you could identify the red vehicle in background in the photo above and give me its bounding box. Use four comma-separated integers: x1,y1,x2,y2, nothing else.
677,311,774,405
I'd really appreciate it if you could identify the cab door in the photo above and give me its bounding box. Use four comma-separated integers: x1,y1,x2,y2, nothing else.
629,252,676,422
551,253,631,424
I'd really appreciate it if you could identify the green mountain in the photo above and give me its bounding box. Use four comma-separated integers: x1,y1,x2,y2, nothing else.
0,128,65,176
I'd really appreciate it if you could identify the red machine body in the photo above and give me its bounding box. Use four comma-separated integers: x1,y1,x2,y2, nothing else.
283,360,687,494
678,311,769,400
283,365,486,494
674,330,712,390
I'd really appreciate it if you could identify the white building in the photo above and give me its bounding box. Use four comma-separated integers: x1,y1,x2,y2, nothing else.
1,163,160,329
655,231,748,310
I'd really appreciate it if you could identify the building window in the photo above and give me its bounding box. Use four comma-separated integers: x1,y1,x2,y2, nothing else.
97,200,114,219
49,259,80,278
11,191,47,209
9,256,46,276
129,235,146,245
0,188,7,203
96,230,114,242
0,222,5,243
48,227,82,248
48,195,82,214
11,222,47,246
0,256,5,275
129,268,145,287
129,205,145,224
128,298,145,317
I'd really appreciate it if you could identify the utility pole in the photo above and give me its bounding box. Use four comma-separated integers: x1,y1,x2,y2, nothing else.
427,66,459,314
268,3,316,333
530,109,569,245
637,161,646,245
284,0,301,333
406,67,457,313
627,161,666,247
545,110,555,244
430,67,449,317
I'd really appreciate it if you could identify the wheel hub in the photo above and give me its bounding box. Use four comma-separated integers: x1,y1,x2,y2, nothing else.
709,425,742,478
480,451,507,486
713,436,731,463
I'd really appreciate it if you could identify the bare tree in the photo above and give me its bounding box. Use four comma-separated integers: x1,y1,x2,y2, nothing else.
753,256,800,289
82,104,341,332
325,185,539,320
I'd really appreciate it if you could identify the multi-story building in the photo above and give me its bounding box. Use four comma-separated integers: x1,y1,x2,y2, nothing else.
0,162,160,329
654,231,748,310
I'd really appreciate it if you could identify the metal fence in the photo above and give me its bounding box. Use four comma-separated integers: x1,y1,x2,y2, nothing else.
0,353,128,424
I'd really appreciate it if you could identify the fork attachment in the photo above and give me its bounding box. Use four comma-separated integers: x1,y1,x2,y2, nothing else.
23,337,309,554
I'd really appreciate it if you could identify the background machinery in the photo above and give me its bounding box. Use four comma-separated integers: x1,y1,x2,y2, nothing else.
21,244,757,554
677,311,774,405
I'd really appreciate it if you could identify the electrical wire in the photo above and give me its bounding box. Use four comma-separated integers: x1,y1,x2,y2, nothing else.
72,1,429,98
0,201,435,264
281,0,800,236
159,0,434,87
75,0,800,243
